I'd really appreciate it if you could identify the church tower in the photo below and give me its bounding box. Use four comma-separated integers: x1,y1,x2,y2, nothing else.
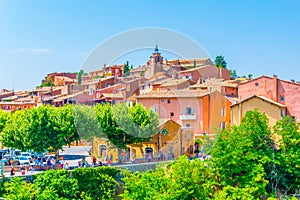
144,45,164,79
149,44,163,65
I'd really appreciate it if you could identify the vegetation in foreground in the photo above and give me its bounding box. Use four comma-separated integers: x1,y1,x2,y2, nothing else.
0,109,300,199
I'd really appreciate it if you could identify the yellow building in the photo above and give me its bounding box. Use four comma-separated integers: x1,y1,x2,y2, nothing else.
231,95,287,127
92,118,195,162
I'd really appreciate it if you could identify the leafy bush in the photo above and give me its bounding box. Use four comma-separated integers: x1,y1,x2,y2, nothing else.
72,167,120,200
4,177,36,200
33,169,79,199
121,156,215,199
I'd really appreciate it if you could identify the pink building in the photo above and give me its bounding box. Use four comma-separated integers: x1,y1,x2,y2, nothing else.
238,75,300,121
177,65,231,83
136,90,231,138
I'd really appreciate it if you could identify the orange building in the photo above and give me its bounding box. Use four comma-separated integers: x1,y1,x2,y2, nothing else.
136,90,231,139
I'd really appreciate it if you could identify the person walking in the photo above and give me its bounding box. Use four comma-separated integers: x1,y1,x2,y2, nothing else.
10,167,15,176
92,156,97,166
64,162,69,170
107,158,111,166
131,156,135,164
51,158,56,169
147,154,152,162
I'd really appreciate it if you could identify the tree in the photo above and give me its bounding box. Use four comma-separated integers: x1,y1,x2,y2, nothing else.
123,61,130,77
73,105,103,142
95,103,159,149
121,156,215,199
40,76,55,87
230,69,237,78
1,106,80,159
72,167,120,199
214,55,227,69
1,110,30,151
0,109,10,133
247,74,253,79
210,110,274,198
77,69,84,85
272,116,300,194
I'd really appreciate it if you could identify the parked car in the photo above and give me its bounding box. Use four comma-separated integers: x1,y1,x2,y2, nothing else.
17,156,30,165
21,152,33,162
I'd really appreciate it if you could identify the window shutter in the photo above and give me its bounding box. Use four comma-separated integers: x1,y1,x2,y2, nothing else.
183,107,187,115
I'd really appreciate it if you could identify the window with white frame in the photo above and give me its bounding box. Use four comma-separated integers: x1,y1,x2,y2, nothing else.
221,108,226,117
281,109,286,117
152,106,157,112
183,107,194,115
220,122,226,129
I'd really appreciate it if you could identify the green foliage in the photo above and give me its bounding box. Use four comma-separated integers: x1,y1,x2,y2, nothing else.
1,105,80,155
123,61,130,76
1,110,29,150
230,69,237,78
121,156,215,199
72,167,120,199
271,116,300,194
95,103,158,149
214,55,227,69
0,177,6,196
4,177,36,200
0,109,10,134
73,105,103,141
33,169,79,199
210,110,274,198
77,69,84,85
40,76,55,87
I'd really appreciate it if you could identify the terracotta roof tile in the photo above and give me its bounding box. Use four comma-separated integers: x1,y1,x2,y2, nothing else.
137,90,209,98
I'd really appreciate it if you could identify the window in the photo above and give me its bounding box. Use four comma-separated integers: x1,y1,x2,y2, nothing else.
221,108,226,117
183,107,194,115
281,109,286,117
167,99,171,104
152,106,156,112
220,122,226,129
280,95,285,102
186,124,190,127
170,112,174,117
161,99,165,103
187,132,191,141
255,82,259,86
99,145,107,158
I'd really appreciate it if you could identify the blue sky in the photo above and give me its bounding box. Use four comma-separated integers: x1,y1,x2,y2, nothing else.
0,0,300,91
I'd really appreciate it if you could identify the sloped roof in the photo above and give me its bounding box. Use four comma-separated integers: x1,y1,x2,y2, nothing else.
160,79,189,87
231,95,286,108
177,65,215,73
136,90,209,98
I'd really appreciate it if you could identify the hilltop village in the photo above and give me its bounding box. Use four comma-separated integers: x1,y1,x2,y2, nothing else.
1,46,300,160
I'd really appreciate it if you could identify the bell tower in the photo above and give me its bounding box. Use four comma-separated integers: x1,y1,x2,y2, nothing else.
149,44,163,65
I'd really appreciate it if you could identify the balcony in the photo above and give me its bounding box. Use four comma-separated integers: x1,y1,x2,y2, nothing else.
180,114,196,120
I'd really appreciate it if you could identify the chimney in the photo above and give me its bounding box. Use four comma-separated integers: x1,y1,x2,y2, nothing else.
273,74,278,101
